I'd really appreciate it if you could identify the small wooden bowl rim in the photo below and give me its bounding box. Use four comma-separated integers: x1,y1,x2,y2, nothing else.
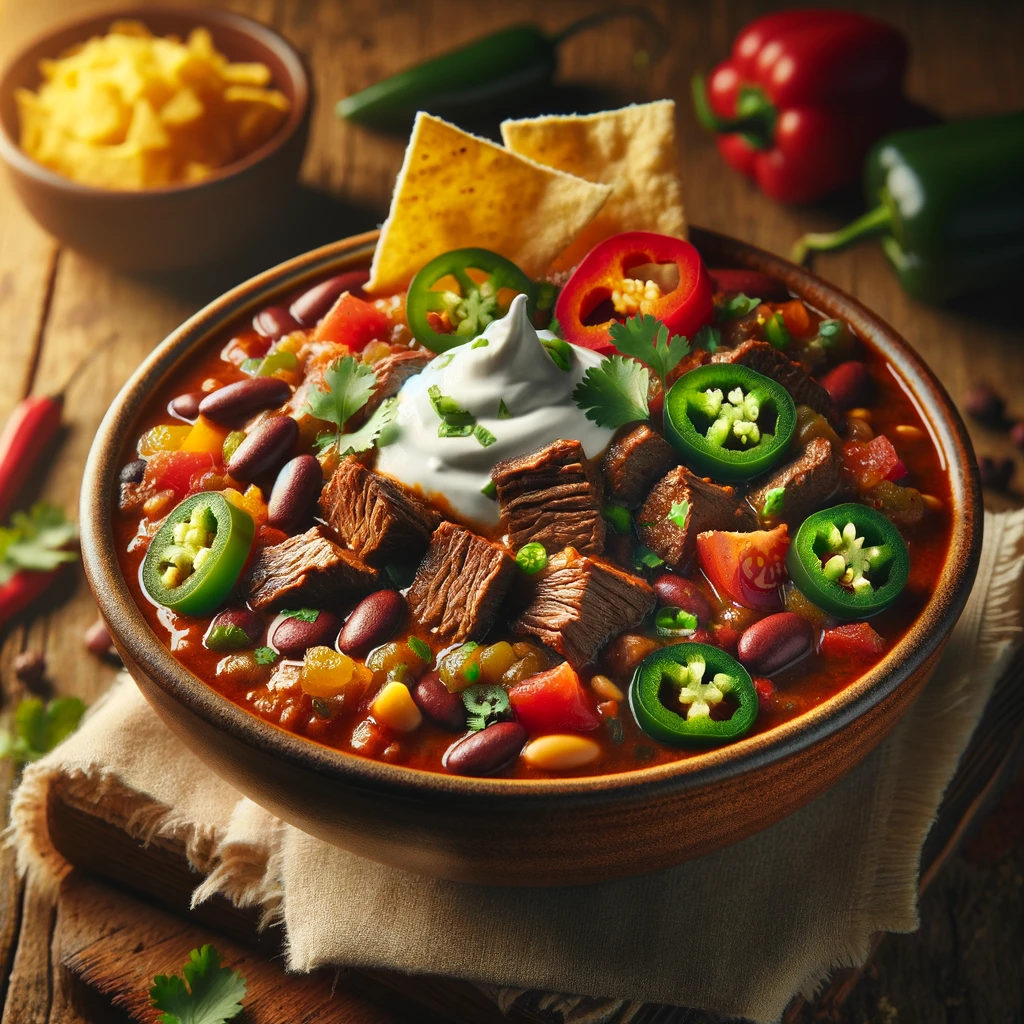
80,227,982,806
0,6,310,198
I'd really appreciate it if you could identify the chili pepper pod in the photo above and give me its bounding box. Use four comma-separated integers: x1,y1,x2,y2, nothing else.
792,111,1024,302
337,9,665,130
0,394,64,524
692,9,909,204
0,567,63,632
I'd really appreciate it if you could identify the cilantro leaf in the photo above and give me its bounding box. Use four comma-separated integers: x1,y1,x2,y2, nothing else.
762,486,786,517
0,503,78,585
150,944,246,1024
667,500,690,528
714,293,760,322
303,356,377,430
497,399,511,419
608,314,690,386
279,609,319,622
572,356,650,429
253,647,278,665
0,696,86,765
473,424,496,447
315,398,398,458
693,325,722,353
632,545,665,571
408,637,432,665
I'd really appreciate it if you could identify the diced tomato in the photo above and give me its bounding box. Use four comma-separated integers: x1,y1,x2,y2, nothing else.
696,524,789,611
508,662,600,735
843,435,900,492
709,623,741,652
143,450,218,501
753,676,775,710
313,292,391,351
820,623,887,660
774,299,812,338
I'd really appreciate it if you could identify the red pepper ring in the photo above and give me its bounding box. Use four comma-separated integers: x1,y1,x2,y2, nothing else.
554,231,713,355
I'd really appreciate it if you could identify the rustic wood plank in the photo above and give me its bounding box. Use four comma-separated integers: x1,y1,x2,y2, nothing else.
0,880,54,1024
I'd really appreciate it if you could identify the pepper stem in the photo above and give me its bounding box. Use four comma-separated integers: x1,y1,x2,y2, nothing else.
691,74,775,149
791,204,893,265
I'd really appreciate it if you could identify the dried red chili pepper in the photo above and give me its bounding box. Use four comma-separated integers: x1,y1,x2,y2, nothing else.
0,395,63,523
691,10,909,203
0,567,63,632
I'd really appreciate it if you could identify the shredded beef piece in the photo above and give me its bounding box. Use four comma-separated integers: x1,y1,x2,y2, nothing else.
371,349,432,404
747,437,842,524
601,425,678,509
241,525,380,611
512,548,655,668
714,339,838,424
492,439,605,555
407,522,516,644
637,466,757,569
320,457,441,566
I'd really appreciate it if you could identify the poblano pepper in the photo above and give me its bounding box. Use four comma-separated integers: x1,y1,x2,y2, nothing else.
792,111,1024,302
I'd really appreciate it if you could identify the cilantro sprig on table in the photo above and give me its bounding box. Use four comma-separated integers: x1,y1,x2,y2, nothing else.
0,503,78,584
0,696,86,766
304,356,396,457
150,944,246,1024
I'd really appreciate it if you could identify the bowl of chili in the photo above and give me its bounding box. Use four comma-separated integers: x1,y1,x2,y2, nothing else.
79,227,981,886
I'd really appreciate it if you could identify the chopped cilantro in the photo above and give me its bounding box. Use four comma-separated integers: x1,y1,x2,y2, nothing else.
314,397,399,457
572,356,650,429
541,337,572,371
471,337,489,349
0,503,78,585
666,500,690,528
762,486,786,517
0,696,86,766
608,314,690,386
473,424,496,447
547,316,564,339
480,478,497,498
462,684,510,732
693,324,722,353
632,545,665,571
714,293,760,321
304,356,393,457
279,609,319,622
254,647,278,665
408,637,432,665
497,399,511,419
204,624,251,653
149,944,246,1024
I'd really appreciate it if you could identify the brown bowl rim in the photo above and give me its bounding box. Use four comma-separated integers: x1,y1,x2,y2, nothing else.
80,226,982,805
0,6,310,198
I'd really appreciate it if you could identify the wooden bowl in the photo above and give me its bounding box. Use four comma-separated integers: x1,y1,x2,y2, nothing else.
0,8,310,272
79,228,983,886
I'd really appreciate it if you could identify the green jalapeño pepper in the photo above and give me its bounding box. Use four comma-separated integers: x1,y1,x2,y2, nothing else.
663,364,796,483
792,111,1024,302
786,503,909,619
142,493,255,616
406,248,537,353
630,642,758,748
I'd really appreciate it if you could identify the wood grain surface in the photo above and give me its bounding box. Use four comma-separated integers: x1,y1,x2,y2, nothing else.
0,0,1022,1021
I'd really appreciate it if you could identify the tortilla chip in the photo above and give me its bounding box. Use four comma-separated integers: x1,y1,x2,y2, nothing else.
500,100,686,271
366,113,612,295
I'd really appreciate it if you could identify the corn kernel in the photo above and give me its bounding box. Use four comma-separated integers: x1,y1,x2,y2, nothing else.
522,734,600,771
610,278,662,316
371,680,422,732
590,674,625,702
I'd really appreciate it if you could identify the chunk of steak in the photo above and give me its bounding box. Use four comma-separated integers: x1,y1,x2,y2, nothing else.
320,457,441,566
714,339,837,423
407,522,516,644
241,525,380,611
371,349,432,403
747,437,842,524
512,548,655,668
492,439,605,556
637,466,757,569
601,425,678,509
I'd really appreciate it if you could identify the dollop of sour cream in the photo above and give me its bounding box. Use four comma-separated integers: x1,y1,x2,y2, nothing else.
376,294,615,525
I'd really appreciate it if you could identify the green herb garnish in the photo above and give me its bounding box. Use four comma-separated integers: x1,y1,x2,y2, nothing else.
428,385,495,447
254,647,278,665
0,503,78,584
762,486,786,517
654,606,698,637
0,696,86,766
666,500,690,529
279,609,319,623
462,684,511,732
541,336,573,371
408,637,432,665
314,397,398,457
714,293,761,321
572,355,650,429
497,399,511,419
516,542,548,575
603,504,632,535
204,624,251,652
304,356,393,457
608,314,690,387
480,478,497,498
693,324,721,353
473,424,496,447
149,944,246,1024
632,545,665,571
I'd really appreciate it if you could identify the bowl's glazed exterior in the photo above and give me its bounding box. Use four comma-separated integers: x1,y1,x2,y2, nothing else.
0,8,310,271
80,228,982,886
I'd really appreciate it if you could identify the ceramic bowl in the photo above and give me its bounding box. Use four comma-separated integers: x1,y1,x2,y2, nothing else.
0,7,310,272
80,228,982,886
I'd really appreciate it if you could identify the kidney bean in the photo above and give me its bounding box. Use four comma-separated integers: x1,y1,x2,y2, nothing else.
289,270,370,326
963,384,1005,426
820,361,869,412
119,458,147,485
227,415,298,480
268,455,322,532
253,304,300,340
413,671,467,731
207,608,264,648
338,589,405,657
978,455,1014,491
198,377,292,424
270,611,342,659
84,618,114,659
168,391,204,422
443,722,527,777
737,612,813,676
13,650,46,690
652,573,713,626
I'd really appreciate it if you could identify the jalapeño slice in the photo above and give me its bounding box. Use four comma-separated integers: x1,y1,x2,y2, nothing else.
629,643,758,748
142,492,255,616
663,364,796,483
786,503,909,619
406,248,537,352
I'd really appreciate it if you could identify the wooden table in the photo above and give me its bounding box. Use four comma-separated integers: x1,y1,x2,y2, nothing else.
0,1,1021,1021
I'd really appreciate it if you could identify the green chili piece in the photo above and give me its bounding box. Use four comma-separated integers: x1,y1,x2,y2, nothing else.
516,542,548,575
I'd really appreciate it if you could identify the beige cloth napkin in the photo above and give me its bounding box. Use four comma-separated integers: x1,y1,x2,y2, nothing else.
10,509,1024,1024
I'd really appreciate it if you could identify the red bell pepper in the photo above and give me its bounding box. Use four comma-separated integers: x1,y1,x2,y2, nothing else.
554,232,713,355
507,662,600,735
692,10,909,204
